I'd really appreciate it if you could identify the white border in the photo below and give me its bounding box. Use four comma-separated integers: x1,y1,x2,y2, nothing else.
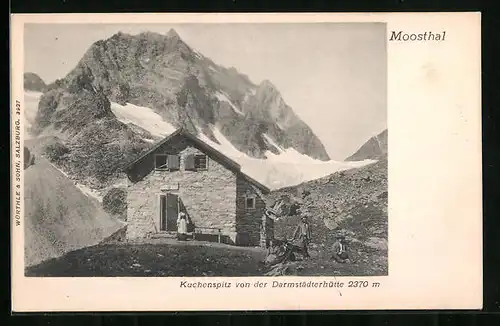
11,12,482,311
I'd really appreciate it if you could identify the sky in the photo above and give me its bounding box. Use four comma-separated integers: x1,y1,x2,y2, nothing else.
24,23,387,160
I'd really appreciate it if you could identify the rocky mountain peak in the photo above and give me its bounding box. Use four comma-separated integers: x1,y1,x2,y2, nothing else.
99,30,191,59
33,28,332,188
24,72,47,92
259,79,275,88
258,79,278,93
346,129,388,161
166,28,180,39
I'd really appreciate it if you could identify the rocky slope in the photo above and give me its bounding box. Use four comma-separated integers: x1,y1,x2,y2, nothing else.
24,72,47,92
346,129,388,161
266,157,388,274
32,82,150,188
31,29,332,188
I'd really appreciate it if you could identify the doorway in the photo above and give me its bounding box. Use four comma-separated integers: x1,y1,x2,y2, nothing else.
159,193,179,232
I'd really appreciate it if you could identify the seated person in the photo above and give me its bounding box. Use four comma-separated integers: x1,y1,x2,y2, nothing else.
331,235,350,263
264,239,288,266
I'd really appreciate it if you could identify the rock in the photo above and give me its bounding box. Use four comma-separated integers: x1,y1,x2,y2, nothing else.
323,218,338,230
265,262,298,276
364,237,388,251
346,236,361,243
264,253,285,267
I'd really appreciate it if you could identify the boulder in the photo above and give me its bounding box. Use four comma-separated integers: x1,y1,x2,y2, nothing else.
364,237,388,251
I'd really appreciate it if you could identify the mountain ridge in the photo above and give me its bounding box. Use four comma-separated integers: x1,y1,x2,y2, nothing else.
30,29,334,187
346,129,387,161
41,29,329,160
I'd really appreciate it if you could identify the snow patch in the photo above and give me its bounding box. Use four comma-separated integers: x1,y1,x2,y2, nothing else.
215,92,244,115
196,126,376,190
110,102,176,138
196,127,247,161
211,127,250,159
265,148,326,164
75,184,103,202
111,180,128,188
262,134,284,154
24,91,43,132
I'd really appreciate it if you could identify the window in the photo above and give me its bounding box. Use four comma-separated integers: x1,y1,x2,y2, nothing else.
154,154,180,171
155,154,168,170
194,155,208,170
185,154,208,171
245,196,256,209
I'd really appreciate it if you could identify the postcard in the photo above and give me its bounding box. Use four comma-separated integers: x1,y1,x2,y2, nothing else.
10,12,482,311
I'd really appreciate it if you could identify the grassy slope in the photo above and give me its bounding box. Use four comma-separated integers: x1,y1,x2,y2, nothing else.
25,242,266,277
24,154,124,267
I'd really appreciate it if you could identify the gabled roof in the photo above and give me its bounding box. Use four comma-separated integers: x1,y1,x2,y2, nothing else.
123,127,270,194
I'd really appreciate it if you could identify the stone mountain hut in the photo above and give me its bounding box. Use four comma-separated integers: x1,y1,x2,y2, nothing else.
123,127,273,247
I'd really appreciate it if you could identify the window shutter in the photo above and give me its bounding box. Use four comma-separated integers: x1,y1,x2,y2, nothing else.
194,155,208,170
175,155,180,170
155,194,161,232
185,154,195,171
167,154,180,170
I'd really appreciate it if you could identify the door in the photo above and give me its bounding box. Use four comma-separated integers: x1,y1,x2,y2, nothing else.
159,195,167,231
159,193,179,231
166,193,179,231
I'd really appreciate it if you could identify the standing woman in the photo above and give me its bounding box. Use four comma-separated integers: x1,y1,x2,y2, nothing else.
177,211,188,241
